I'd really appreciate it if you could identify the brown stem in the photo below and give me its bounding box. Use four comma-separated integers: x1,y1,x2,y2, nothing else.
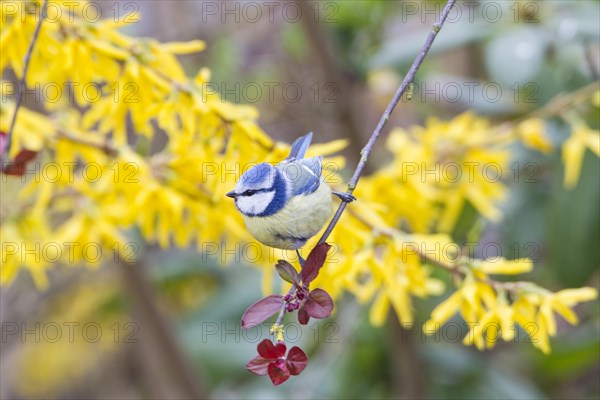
56,129,118,156
391,318,425,399
584,41,599,80
464,80,600,149
120,259,205,399
345,207,530,295
296,0,364,162
530,80,599,119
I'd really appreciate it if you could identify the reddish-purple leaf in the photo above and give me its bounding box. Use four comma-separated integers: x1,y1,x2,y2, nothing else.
1,132,38,177
1,150,38,176
300,243,331,285
275,260,299,285
286,347,308,376
246,356,271,376
268,359,291,386
257,338,286,359
298,307,310,325
241,295,283,329
303,288,334,319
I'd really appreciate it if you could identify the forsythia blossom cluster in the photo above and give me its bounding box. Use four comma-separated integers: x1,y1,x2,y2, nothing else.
0,1,346,290
423,257,597,353
308,112,598,352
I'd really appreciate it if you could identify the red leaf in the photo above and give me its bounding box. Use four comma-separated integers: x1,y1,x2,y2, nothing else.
268,360,290,386
286,347,308,376
14,149,37,164
303,288,334,319
275,260,299,285
257,339,286,359
298,307,310,325
1,150,38,176
2,162,27,176
300,243,331,285
241,295,283,329
1,133,38,177
246,356,271,376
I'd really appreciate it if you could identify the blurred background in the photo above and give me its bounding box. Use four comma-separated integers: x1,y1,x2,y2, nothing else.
1,0,599,399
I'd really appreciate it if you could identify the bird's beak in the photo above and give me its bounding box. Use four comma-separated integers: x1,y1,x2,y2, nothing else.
226,191,237,198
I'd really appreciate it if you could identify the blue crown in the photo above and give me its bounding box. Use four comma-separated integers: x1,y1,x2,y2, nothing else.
241,163,274,187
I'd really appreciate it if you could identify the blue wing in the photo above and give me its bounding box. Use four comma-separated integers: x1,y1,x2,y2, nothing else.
287,132,313,160
278,156,322,195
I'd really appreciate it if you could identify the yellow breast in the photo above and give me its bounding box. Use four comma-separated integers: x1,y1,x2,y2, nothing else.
242,182,332,249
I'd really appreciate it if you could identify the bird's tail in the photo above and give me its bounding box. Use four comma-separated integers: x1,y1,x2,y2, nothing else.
287,132,313,160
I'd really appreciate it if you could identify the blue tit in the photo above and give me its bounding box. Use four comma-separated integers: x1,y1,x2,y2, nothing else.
226,132,333,250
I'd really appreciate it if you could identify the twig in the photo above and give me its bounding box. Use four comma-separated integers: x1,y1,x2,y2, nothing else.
269,0,457,333
346,207,531,295
318,0,458,244
584,41,599,80
530,80,599,120
19,7,277,156
56,128,118,155
273,256,305,329
3,0,48,162
465,80,600,148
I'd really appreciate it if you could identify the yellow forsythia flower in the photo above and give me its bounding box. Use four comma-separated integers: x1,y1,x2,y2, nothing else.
562,122,600,188
477,257,533,275
517,118,553,154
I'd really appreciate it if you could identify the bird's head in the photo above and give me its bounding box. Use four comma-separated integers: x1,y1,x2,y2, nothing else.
226,163,287,217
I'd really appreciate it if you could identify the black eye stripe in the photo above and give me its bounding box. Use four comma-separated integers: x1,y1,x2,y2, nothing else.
240,188,271,196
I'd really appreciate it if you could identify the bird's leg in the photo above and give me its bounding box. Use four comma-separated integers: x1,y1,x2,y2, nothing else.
333,191,356,203
296,249,305,267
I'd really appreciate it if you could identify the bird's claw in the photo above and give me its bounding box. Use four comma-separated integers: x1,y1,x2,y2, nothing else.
333,191,357,203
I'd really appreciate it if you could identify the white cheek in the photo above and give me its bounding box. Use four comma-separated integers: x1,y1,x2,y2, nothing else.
236,191,276,215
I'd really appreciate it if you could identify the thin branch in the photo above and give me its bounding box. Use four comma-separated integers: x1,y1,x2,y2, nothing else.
584,41,599,80
465,80,600,148
2,0,49,162
345,207,531,295
318,0,458,244
270,0,457,331
56,128,118,155
274,256,305,328
530,80,599,120
274,301,287,328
